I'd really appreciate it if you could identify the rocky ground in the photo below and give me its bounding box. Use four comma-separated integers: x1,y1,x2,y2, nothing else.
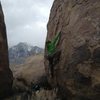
4,90,58,100
4,54,59,100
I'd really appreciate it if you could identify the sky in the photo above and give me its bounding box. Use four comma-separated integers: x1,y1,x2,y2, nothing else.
1,0,54,48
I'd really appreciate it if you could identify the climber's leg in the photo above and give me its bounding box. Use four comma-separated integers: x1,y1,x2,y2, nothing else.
47,51,61,78
48,55,54,77
52,50,61,66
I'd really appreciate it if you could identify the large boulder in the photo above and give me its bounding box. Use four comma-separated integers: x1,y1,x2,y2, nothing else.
45,0,100,100
0,2,13,98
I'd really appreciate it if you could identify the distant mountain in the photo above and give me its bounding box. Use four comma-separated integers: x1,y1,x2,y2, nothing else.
9,42,44,64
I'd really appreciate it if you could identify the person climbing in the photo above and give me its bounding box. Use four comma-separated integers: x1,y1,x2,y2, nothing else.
46,32,61,78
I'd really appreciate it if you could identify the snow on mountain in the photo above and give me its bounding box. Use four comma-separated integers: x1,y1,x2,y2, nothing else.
9,42,44,64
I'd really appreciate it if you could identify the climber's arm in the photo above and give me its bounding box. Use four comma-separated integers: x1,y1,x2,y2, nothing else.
52,32,61,46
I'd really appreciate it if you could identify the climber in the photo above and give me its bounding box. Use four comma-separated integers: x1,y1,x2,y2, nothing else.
46,32,61,78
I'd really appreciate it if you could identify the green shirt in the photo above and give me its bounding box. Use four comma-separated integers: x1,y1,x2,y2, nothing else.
47,32,61,55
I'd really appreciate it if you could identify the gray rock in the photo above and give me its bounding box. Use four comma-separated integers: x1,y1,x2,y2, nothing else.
45,0,100,99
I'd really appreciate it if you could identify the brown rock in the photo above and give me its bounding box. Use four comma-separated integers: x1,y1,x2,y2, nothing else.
45,0,100,99
0,2,13,98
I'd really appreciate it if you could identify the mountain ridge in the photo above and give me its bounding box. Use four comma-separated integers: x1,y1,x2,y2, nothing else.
9,42,44,64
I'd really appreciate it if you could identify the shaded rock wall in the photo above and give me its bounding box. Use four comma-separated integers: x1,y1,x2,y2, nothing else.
0,2,13,98
45,0,100,100
4,89,58,100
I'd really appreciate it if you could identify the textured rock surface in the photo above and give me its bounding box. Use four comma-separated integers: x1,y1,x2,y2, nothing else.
45,0,100,100
0,2,13,98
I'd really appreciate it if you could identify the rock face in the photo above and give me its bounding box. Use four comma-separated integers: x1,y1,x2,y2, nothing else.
0,2,13,98
45,0,100,100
